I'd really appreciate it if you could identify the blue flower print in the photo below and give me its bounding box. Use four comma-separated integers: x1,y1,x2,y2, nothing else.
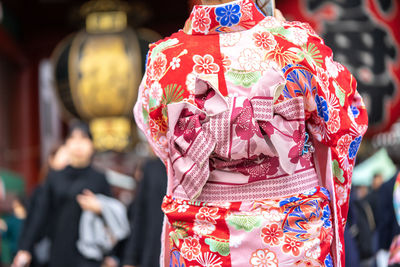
215,4,242,27
351,105,360,118
320,187,331,200
325,254,333,267
322,205,332,228
315,95,330,122
349,136,362,159
279,196,301,207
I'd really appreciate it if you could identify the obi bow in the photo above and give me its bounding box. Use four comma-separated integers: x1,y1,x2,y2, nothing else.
167,70,307,200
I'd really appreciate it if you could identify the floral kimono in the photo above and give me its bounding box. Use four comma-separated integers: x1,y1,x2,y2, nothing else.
133,0,368,266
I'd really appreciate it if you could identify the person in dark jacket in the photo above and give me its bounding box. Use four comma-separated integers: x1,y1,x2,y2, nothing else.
13,122,111,267
378,175,400,251
122,158,167,267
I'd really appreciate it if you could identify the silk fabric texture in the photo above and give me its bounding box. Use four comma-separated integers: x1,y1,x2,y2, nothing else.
134,0,368,266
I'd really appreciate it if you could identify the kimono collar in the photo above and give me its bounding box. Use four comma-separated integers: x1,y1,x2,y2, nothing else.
183,0,266,35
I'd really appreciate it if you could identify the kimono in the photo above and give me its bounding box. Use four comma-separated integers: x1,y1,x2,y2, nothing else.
133,0,368,266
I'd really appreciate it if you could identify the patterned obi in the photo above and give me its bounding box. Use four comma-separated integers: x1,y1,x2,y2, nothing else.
167,69,319,202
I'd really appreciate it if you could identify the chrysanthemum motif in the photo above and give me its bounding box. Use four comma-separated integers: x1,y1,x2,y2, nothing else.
150,53,167,80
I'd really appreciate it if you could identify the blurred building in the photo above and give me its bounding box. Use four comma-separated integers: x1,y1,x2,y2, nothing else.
0,0,189,193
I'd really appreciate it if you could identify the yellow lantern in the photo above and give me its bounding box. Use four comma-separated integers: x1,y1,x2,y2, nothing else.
52,0,143,151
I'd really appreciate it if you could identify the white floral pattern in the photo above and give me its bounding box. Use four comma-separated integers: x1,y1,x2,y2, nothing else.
250,249,278,267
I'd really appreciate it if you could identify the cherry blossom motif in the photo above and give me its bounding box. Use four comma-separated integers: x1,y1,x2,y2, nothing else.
220,32,241,47
261,224,284,246
304,238,321,259
193,219,216,236
288,127,306,164
259,16,281,28
325,56,339,78
170,57,181,70
186,72,197,93
141,86,150,107
150,53,167,80
231,99,262,140
288,27,308,46
288,21,319,37
181,237,202,261
237,157,280,182
192,7,211,34
327,109,340,134
149,118,160,138
262,207,283,222
174,108,204,143
337,134,352,156
335,184,348,206
253,31,277,51
282,237,303,256
250,249,278,267
238,48,266,71
222,53,232,72
193,54,220,74
149,81,163,105
316,67,330,92
195,87,216,109
177,202,190,213
334,60,345,72
195,207,221,224
239,0,253,21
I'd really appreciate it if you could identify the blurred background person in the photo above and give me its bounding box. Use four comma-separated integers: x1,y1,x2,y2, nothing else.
121,156,167,267
17,144,69,267
13,122,112,267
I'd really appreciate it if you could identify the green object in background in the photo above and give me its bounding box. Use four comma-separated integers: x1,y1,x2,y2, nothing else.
0,169,25,265
0,169,25,196
1,215,23,264
352,148,397,186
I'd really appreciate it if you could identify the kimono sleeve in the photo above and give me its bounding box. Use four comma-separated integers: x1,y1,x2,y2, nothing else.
303,33,368,188
283,27,368,266
134,74,169,163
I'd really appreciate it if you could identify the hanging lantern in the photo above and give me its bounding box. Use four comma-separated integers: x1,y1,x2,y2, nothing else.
52,0,142,151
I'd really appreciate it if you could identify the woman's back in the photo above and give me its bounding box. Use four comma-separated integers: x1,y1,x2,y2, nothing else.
134,1,368,266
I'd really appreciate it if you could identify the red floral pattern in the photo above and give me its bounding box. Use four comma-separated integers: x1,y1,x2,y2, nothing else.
134,0,368,266
253,31,277,51
282,237,304,256
261,224,284,246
